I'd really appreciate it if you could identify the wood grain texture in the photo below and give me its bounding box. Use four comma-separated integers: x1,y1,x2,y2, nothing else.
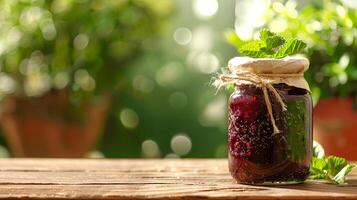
0,159,356,200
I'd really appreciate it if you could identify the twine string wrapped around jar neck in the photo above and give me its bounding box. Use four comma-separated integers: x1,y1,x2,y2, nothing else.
214,70,304,135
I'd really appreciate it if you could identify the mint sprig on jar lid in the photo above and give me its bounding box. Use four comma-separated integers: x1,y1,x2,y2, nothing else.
214,29,310,135
226,29,307,58
215,29,355,185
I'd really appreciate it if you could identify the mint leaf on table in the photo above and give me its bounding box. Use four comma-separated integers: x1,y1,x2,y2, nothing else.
333,164,356,184
326,156,350,176
310,156,356,184
310,157,328,180
227,29,307,58
309,142,356,184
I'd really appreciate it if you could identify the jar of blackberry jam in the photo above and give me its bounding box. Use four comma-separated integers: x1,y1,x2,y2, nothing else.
216,57,312,185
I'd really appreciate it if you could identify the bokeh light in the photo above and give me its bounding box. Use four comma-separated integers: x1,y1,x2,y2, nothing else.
0,145,10,158
190,26,213,51
193,0,219,20
119,108,139,129
142,140,161,158
40,20,56,40
234,0,270,40
51,0,71,13
0,73,16,94
24,72,51,96
73,34,90,50
85,151,105,159
165,153,180,159
20,6,43,28
173,27,192,45
190,52,220,74
199,95,226,127
269,18,288,33
170,134,192,156
341,0,357,8
53,72,69,89
74,69,95,91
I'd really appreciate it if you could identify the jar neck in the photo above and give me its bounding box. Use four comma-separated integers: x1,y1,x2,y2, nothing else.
235,83,308,96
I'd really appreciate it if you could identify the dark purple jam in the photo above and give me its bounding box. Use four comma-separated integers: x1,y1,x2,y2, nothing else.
228,83,312,184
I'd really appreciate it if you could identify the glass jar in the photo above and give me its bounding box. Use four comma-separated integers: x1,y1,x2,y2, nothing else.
228,83,312,185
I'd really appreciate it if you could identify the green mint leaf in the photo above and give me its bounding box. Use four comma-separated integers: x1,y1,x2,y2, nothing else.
259,29,285,54
239,40,265,52
226,84,235,93
265,35,286,52
309,153,356,184
273,38,307,58
259,29,275,41
225,29,307,58
310,141,356,184
309,157,327,180
240,50,268,58
333,164,356,184
239,40,268,58
326,156,349,176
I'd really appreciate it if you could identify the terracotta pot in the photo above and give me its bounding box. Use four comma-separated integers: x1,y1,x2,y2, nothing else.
313,97,357,160
0,90,111,158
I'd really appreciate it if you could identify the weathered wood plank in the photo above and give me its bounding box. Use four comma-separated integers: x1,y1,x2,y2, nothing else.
0,159,227,172
0,159,355,200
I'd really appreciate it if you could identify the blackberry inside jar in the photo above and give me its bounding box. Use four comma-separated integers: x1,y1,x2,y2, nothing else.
228,83,312,184
217,57,313,185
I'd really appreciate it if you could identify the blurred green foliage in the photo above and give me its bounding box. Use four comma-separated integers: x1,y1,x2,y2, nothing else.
0,0,172,99
227,0,357,107
0,0,237,158
99,0,236,158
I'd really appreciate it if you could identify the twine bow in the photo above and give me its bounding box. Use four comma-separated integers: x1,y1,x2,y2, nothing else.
214,70,303,135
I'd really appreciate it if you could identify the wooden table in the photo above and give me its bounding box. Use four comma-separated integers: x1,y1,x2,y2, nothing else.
0,159,356,200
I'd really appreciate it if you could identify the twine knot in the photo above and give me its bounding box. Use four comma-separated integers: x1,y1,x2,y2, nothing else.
214,70,303,135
